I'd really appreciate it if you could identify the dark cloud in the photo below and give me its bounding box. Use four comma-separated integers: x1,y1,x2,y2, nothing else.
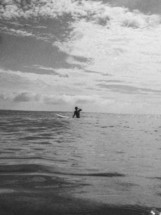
112,48,127,55
96,16,110,26
101,73,112,77
0,4,76,72
23,66,69,77
72,55,92,63
43,96,67,105
67,55,93,69
0,0,74,40
75,98,95,104
97,0,161,15
97,83,139,94
0,92,35,103
13,92,40,102
84,69,100,74
0,93,7,101
98,80,123,83
0,0,36,12
0,35,2,44
97,83,161,94
0,32,74,73
121,19,140,28
13,92,31,102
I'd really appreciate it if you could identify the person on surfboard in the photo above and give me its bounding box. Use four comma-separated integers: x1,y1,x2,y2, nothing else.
73,107,82,118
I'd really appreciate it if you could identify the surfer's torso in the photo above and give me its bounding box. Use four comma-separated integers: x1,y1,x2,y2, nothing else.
73,109,82,118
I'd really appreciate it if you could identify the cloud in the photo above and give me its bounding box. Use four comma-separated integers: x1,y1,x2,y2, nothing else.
53,16,161,68
0,91,40,103
0,93,8,101
13,92,40,102
43,94,97,105
0,89,113,112
1,0,160,28
75,95,97,104
97,84,161,95
34,65,69,77
0,89,100,106
0,0,76,19
104,0,161,15
0,69,34,90
43,95,71,105
1,0,161,114
66,55,93,68
0,25,51,41
0,26,33,37
24,65,69,77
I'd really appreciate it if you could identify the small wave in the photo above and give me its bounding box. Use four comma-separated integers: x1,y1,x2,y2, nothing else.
152,177,161,180
54,171,125,178
0,164,125,178
19,136,52,141
39,141,51,145
0,164,45,174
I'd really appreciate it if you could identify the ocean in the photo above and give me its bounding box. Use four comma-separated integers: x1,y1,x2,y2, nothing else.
0,110,161,215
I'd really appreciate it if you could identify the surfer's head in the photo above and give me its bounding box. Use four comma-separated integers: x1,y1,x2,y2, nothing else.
75,107,78,110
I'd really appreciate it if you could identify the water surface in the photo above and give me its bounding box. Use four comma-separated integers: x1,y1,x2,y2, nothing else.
0,110,161,209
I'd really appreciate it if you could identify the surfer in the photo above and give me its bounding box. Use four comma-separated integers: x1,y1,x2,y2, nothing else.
73,107,82,118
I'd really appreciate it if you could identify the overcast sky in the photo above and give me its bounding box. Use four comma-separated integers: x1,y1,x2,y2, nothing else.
1,0,161,114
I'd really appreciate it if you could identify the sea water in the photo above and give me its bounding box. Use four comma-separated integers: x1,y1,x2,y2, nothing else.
0,110,161,208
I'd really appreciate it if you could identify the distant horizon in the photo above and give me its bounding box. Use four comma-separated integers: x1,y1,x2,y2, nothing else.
1,0,161,114
1,108,161,116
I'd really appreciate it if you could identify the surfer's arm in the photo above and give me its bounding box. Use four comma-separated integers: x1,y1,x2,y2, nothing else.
73,112,76,118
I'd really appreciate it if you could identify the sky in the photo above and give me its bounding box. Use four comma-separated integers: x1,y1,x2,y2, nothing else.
0,0,161,114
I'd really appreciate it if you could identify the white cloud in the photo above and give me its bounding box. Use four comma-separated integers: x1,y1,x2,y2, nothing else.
54,17,161,90
43,94,107,110
0,25,51,41
1,0,160,28
2,91,39,104
0,89,105,109
0,0,76,19
0,26,33,36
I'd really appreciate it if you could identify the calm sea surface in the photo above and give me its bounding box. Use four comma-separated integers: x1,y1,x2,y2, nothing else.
0,110,161,208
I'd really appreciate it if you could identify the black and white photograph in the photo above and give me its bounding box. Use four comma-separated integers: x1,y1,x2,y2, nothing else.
0,0,161,214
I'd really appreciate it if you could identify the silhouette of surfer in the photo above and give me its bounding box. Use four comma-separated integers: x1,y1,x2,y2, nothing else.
73,107,82,118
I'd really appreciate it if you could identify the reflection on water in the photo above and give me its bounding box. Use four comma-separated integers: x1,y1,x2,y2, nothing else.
0,110,161,207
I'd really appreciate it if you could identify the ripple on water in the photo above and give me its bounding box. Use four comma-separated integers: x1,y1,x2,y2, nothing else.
1,110,161,207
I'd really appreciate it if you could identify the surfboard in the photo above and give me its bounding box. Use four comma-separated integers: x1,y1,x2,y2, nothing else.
56,114,69,119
